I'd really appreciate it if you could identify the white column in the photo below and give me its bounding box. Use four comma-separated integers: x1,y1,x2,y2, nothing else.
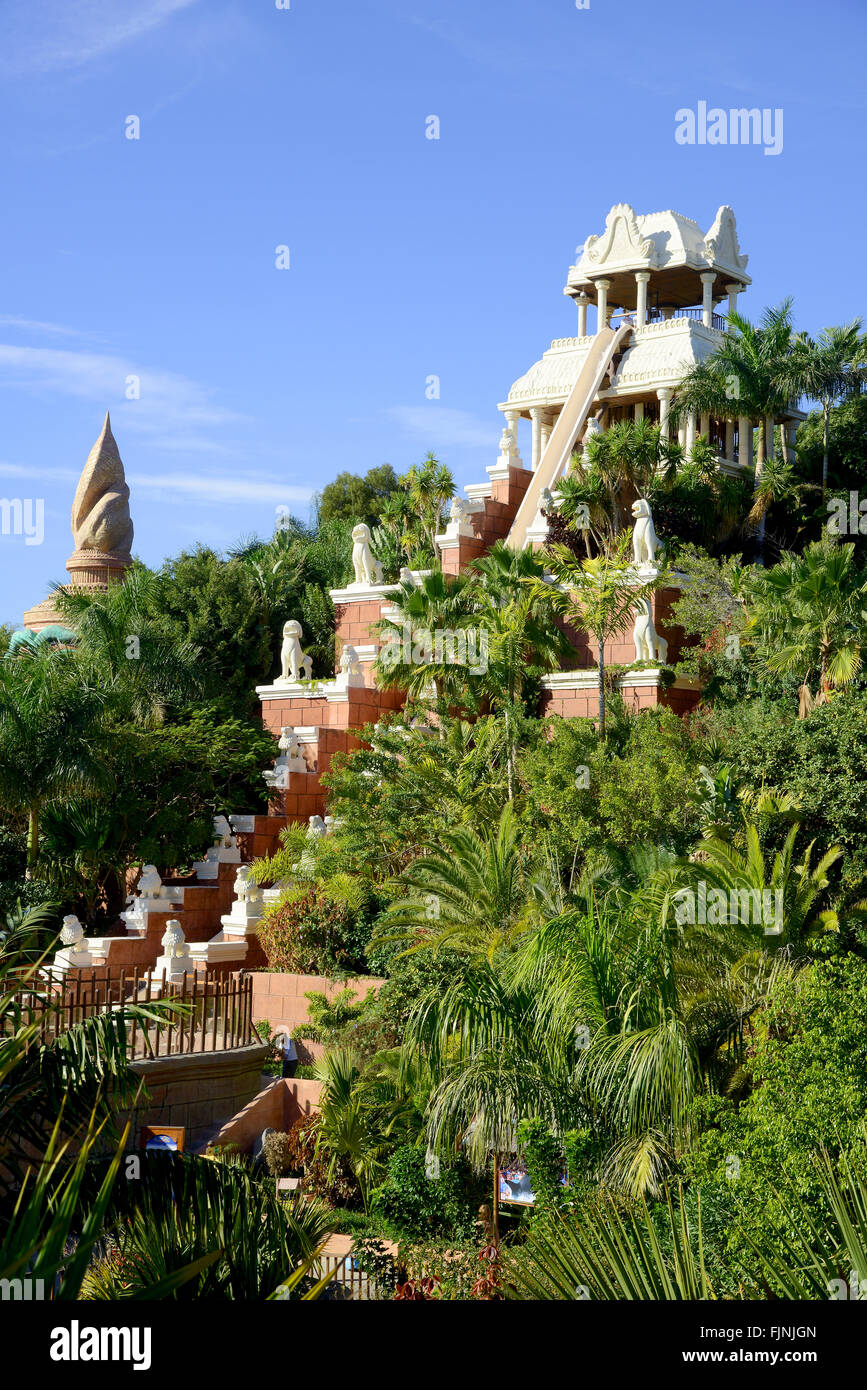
725,419,735,460
700,272,716,329
725,281,741,323
635,271,651,329
634,401,645,422
738,416,752,468
700,413,711,440
529,407,546,470
685,412,697,452
540,418,553,459
505,408,520,454
787,420,798,455
657,387,672,440
595,279,611,331
575,293,589,337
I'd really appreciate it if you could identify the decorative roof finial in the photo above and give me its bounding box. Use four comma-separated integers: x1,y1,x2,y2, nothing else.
70,411,133,556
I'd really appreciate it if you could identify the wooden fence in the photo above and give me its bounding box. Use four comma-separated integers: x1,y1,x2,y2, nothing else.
6,967,256,1060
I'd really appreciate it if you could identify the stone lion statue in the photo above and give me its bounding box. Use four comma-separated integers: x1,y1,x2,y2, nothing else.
631,498,660,567
279,620,313,683
161,920,186,959
138,864,164,898
351,523,383,586
213,814,235,848
60,914,85,947
632,596,668,663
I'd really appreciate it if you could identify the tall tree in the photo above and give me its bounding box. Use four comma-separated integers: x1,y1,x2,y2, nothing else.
743,538,867,704
785,321,866,498
671,301,798,552
0,651,111,876
543,532,661,739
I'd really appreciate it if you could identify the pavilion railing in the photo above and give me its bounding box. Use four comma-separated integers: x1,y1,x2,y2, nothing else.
4,967,256,1060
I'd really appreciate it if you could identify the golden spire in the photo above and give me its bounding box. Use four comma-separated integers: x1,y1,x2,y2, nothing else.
70,411,133,555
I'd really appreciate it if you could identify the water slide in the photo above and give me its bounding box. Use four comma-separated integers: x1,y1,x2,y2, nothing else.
506,322,634,550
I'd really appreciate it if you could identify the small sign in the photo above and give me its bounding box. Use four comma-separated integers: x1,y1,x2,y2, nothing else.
140,1125,185,1153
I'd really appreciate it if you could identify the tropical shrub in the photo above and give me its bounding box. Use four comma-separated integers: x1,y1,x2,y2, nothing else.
371,1144,482,1240
684,956,867,1289
258,886,372,976
262,1130,294,1177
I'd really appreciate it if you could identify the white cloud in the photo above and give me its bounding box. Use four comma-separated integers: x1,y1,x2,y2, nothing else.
0,343,243,453
0,316,91,339
0,0,200,77
129,473,313,506
0,458,311,509
385,405,499,450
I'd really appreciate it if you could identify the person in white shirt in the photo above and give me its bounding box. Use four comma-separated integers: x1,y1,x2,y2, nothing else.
279,1032,298,1078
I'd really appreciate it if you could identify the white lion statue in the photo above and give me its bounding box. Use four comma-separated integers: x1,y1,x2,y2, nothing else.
631,498,660,568
138,864,164,898
279,620,313,683
351,523,383,586
213,814,235,848
161,920,186,959
632,597,668,664
278,726,300,757
60,914,85,947
340,643,361,676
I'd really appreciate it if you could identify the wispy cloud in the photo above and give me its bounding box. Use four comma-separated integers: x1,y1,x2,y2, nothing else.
0,343,243,453
0,459,311,509
129,473,312,506
385,405,499,451
0,0,200,78
0,316,92,339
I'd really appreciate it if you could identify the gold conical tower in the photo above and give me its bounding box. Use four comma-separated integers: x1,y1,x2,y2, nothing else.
22,413,134,630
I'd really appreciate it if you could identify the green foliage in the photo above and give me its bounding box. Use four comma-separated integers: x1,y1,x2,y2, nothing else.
299,986,377,1048
149,517,351,720
371,1144,482,1240
519,708,702,866
684,957,867,1288
322,710,516,879
47,707,277,922
797,394,867,493
317,464,400,528
698,692,867,901
84,1152,330,1299
257,885,372,977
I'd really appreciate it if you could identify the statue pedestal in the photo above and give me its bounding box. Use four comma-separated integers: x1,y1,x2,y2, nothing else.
153,952,196,982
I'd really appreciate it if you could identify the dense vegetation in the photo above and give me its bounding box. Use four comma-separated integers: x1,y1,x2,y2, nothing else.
4,306,867,1300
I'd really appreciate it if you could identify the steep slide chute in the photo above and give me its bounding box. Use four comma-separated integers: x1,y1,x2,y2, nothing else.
506,322,634,550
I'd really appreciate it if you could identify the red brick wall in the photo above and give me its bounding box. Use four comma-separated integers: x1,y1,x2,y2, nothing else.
252,971,384,1063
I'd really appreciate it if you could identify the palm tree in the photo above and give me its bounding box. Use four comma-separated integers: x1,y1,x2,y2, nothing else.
671,301,798,552
379,803,537,960
582,419,681,534
543,532,662,739
785,321,866,498
403,453,455,561
374,567,476,707
0,650,112,875
56,565,203,723
83,1151,331,1298
689,821,844,948
743,538,867,702
402,851,789,1198
468,543,574,796
504,1140,867,1301
312,1048,388,1211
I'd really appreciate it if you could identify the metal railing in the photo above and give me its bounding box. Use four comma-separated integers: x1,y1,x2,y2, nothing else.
6,967,256,1060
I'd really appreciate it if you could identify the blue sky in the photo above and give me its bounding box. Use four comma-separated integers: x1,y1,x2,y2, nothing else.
1,0,865,625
